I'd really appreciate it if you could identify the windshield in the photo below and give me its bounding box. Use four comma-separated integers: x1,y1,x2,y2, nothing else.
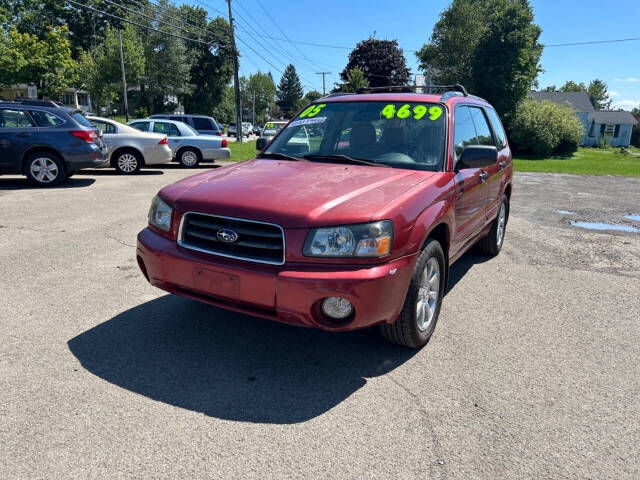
263,101,446,171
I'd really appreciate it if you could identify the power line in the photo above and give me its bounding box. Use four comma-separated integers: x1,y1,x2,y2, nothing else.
543,36,640,47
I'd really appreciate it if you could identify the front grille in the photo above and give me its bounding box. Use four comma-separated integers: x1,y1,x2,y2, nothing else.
179,212,285,265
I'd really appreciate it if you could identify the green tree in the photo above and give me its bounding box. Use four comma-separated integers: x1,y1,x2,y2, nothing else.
4,25,77,99
510,99,584,156
212,86,235,124
341,67,369,93
560,79,611,109
341,38,410,88
180,15,234,115
301,90,322,106
417,0,542,120
560,80,587,92
244,71,276,124
276,64,303,118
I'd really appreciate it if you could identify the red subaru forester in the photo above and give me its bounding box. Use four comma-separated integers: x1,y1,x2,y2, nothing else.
137,85,512,348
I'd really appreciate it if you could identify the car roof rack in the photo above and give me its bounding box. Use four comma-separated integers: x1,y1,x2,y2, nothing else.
356,84,469,97
322,92,358,98
12,98,63,108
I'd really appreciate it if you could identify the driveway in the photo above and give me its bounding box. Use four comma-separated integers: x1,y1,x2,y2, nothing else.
1,169,638,479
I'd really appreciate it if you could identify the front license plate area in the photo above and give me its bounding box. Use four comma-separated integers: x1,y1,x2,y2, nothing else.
192,267,239,299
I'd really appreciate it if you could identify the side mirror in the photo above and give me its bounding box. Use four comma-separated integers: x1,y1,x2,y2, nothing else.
256,137,267,151
456,145,498,170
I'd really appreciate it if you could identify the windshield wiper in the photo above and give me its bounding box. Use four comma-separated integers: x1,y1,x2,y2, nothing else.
259,152,306,161
303,154,390,168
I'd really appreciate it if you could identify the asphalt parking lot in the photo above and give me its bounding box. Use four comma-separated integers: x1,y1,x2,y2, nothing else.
1,167,639,479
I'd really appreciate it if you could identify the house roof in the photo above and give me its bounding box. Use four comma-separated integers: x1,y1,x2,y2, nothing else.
589,110,637,125
528,91,595,112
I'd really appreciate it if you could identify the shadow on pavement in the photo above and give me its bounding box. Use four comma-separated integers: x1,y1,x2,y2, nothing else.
0,177,96,190
446,250,492,294
68,295,417,424
75,169,164,176
158,163,222,170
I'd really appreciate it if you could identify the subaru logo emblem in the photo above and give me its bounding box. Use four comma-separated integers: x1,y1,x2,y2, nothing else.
217,229,238,243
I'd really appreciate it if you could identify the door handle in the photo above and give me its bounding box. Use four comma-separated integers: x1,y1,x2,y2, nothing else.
479,171,488,183
499,161,507,170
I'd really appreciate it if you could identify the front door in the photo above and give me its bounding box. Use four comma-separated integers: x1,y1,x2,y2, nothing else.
451,106,490,252
0,108,39,173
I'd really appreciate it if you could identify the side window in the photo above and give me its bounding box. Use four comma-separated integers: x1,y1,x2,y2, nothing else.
130,121,150,132
169,116,183,122
0,109,36,128
192,117,213,130
485,107,507,148
453,106,478,158
469,107,495,147
153,122,180,136
29,110,64,127
92,120,116,134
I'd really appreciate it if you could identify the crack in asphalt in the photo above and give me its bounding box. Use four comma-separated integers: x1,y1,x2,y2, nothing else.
104,233,136,248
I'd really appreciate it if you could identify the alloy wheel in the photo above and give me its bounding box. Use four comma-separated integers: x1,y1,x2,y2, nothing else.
181,150,198,167
30,158,59,183
416,257,440,331
117,153,138,173
496,202,506,246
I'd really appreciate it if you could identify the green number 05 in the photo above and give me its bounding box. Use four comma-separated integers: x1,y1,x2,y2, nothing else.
299,103,326,118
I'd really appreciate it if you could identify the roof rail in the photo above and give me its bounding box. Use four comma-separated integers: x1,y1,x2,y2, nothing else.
356,84,469,96
12,98,63,108
322,92,358,98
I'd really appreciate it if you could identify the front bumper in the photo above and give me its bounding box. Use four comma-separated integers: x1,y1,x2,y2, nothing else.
136,227,418,331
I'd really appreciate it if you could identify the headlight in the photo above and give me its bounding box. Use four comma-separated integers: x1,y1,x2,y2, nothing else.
303,221,393,258
148,195,173,232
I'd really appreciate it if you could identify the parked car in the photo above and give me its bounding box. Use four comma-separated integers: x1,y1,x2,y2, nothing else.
87,116,172,174
252,124,262,135
260,121,287,141
0,99,107,186
243,122,253,136
137,85,512,348
129,118,230,167
228,122,251,137
150,114,222,136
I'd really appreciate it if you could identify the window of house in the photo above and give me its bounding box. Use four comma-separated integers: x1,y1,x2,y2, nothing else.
604,124,615,136
0,109,36,128
77,94,89,106
29,110,64,127
63,93,75,105
614,125,620,138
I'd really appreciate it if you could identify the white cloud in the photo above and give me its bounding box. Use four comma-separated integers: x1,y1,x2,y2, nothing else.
611,99,640,110
609,90,620,97
613,77,639,83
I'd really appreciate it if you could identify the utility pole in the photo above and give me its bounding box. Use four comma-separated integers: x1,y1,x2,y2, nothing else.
316,72,331,95
252,91,255,126
118,30,129,122
227,0,242,143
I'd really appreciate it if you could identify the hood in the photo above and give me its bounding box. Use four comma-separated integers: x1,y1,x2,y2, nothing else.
160,159,434,228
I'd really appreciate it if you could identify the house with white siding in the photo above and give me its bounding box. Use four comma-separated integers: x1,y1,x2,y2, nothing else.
529,91,637,147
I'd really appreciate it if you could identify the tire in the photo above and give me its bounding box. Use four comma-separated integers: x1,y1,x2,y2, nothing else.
380,239,446,348
178,148,200,168
24,151,66,187
477,195,509,256
114,150,142,174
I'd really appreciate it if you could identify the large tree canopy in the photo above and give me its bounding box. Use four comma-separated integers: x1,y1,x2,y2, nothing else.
559,79,612,109
417,0,543,119
341,38,410,88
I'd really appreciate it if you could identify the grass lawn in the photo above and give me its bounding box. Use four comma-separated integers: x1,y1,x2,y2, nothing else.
513,147,640,177
228,139,257,162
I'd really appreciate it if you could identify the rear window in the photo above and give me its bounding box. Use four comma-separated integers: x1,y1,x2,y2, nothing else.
71,112,94,128
130,121,150,132
30,110,64,127
192,117,213,130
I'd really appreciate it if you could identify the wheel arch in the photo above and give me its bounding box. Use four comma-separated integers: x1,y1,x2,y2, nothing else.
176,144,202,160
110,146,144,167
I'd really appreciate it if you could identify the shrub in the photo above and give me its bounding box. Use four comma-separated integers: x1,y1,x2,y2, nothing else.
509,99,584,156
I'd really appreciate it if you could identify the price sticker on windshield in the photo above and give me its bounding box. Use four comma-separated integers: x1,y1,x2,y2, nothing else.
299,103,326,118
381,104,443,121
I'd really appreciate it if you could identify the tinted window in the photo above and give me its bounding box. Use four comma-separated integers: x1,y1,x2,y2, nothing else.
30,110,64,127
485,107,507,148
453,106,477,158
169,116,184,122
153,122,180,136
0,109,36,128
192,117,213,130
469,107,495,147
130,121,150,132
91,120,117,134
71,112,94,128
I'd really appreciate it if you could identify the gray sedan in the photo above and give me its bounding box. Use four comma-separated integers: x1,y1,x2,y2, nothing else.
88,116,172,174
128,118,231,167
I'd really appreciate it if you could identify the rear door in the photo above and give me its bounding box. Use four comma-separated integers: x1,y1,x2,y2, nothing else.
0,108,38,173
153,121,182,154
483,107,511,221
452,105,490,250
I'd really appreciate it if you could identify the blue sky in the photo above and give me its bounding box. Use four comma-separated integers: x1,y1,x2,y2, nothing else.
192,0,640,110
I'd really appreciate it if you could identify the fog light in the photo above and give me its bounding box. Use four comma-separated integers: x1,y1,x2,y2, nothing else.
321,297,353,320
